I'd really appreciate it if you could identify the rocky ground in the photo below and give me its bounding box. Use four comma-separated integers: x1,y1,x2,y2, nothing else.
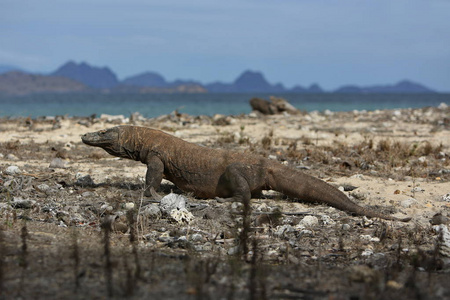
1,105,450,299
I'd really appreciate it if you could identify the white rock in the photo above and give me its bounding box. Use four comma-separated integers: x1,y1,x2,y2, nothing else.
361,248,374,256
432,225,450,258
299,215,319,227
401,198,416,208
49,158,66,169
342,224,351,231
418,156,427,163
124,202,135,210
6,154,19,161
190,233,204,242
350,188,369,200
438,102,448,109
411,187,425,193
169,208,194,224
5,166,21,175
442,193,450,202
320,214,336,225
11,197,36,209
159,193,188,214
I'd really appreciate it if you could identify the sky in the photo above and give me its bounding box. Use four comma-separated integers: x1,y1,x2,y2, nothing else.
1,0,449,91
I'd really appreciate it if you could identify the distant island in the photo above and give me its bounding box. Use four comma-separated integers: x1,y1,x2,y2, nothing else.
0,61,438,96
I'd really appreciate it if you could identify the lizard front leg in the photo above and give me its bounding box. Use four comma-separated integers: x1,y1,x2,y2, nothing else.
144,156,164,197
216,163,252,204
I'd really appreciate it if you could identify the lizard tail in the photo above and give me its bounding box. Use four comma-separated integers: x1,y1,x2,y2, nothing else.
269,167,411,222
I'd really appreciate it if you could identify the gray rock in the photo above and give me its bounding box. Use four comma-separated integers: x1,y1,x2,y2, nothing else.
5,166,21,175
299,215,319,227
342,224,351,231
190,233,204,242
401,198,416,208
432,225,450,258
49,158,67,169
6,154,19,161
227,245,240,255
411,186,424,193
442,193,450,202
141,204,161,218
430,214,450,225
274,225,295,237
11,197,36,209
36,184,51,192
76,174,95,186
159,193,188,214
350,188,369,200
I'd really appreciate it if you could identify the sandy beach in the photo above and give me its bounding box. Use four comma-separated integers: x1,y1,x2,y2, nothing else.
1,105,449,298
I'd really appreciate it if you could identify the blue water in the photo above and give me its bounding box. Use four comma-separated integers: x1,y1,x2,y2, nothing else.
0,93,448,118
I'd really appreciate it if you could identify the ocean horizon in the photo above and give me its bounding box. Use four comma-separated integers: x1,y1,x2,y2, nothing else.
0,93,449,118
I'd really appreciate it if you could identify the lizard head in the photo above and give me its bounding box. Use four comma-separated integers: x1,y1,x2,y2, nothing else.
81,127,121,155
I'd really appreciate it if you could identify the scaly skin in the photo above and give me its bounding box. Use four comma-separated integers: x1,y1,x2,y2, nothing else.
81,126,411,222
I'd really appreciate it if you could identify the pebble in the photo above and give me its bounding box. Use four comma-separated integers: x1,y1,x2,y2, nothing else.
5,166,21,175
76,174,95,186
36,183,51,192
401,198,416,208
141,204,161,218
320,214,336,225
170,208,194,224
350,174,365,180
361,248,374,256
430,214,449,225
442,193,450,202
100,204,114,212
350,188,369,200
190,233,204,242
158,232,172,243
227,245,240,255
274,225,295,237
49,158,66,169
6,154,19,161
124,202,135,210
299,215,319,227
159,193,188,214
11,197,36,209
411,187,424,193
432,225,450,258
342,224,351,230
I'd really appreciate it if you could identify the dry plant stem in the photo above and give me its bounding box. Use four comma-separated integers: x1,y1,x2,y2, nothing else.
102,219,113,297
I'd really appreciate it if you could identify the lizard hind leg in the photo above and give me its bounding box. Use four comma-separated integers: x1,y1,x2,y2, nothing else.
215,163,252,204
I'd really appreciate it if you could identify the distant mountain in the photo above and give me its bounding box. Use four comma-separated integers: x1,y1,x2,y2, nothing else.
122,72,167,87
52,61,119,89
0,71,89,96
291,83,324,93
334,80,435,93
0,65,23,74
1,60,438,94
206,70,287,93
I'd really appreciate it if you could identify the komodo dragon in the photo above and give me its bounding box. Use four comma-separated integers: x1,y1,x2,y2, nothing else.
81,126,411,222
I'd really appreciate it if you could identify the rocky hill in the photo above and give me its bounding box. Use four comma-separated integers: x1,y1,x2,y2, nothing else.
334,80,435,93
0,61,438,95
52,61,119,89
0,71,89,96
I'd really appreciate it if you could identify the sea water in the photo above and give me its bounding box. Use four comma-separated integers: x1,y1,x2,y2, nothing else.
0,93,448,118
